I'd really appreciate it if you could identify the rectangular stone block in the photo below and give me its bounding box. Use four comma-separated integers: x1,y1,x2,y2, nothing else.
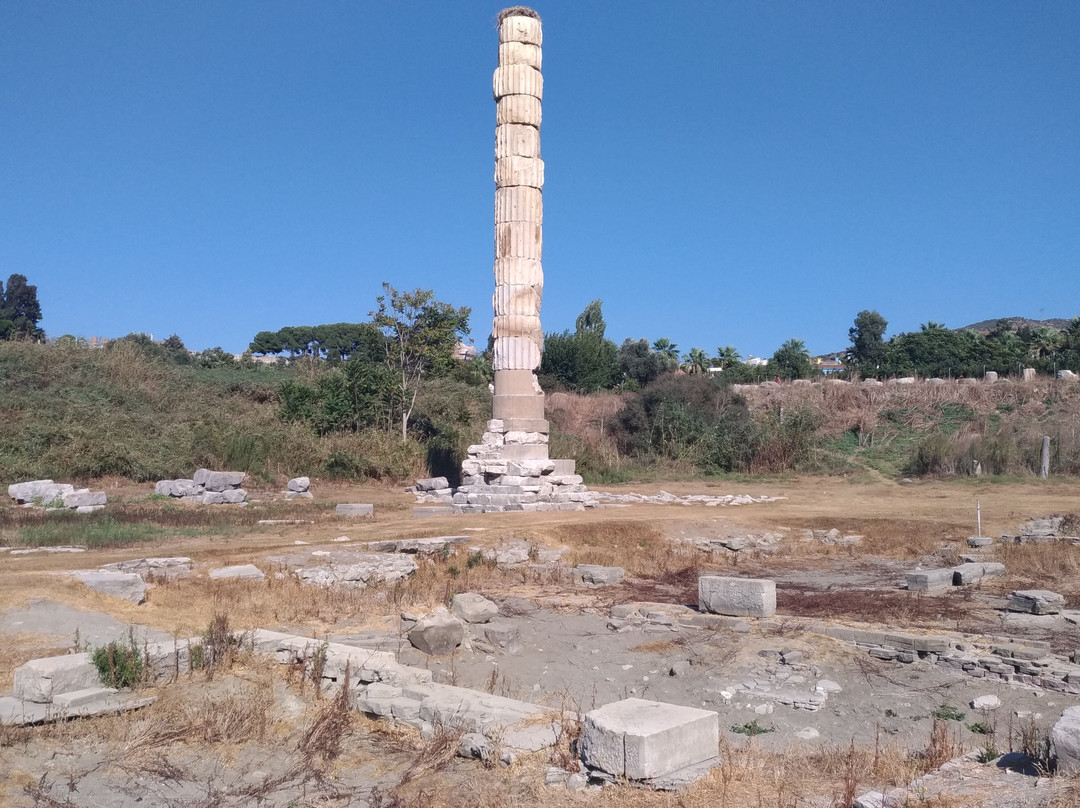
698,576,776,618
13,653,100,703
336,503,374,517
52,687,119,709
582,698,718,780
413,506,456,518
906,569,954,592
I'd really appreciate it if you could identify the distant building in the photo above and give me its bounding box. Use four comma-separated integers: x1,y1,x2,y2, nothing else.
744,356,768,367
813,356,845,374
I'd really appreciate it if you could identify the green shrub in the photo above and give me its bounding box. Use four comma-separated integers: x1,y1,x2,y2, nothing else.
92,630,144,688
731,719,774,736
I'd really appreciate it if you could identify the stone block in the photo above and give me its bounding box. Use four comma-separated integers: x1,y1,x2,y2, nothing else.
698,576,776,618
452,592,499,624
13,653,100,703
62,490,107,509
69,570,147,604
287,476,310,492
286,490,313,500
414,506,455,518
193,469,246,491
51,687,120,710
1052,705,1080,775
1008,590,1065,614
409,607,465,656
905,568,954,593
952,562,1006,585
574,565,625,586
219,488,248,504
581,698,719,780
415,477,450,491
550,459,576,475
8,480,75,504
209,564,265,581
336,503,374,517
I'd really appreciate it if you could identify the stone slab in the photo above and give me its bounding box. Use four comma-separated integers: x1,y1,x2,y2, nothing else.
581,698,719,780
906,568,954,592
209,564,265,581
336,503,374,517
68,570,147,604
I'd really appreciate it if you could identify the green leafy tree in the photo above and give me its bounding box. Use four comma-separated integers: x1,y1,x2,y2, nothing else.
1028,327,1061,361
0,274,44,340
370,283,471,442
539,300,620,392
250,330,284,356
618,338,667,386
846,310,888,378
771,338,813,380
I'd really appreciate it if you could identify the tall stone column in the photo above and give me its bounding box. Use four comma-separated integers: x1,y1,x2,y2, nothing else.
422,7,591,514
490,7,548,462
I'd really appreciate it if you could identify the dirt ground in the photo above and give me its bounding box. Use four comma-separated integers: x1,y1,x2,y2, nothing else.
3,475,1080,807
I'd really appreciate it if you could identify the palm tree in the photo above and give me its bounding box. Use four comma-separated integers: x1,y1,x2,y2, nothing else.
1028,327,1061,360
652,338,679,361
681,347,709,375
715,345,741,369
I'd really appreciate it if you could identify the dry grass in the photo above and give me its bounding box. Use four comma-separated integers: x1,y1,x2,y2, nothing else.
777,586,975,627
993,541,1080,605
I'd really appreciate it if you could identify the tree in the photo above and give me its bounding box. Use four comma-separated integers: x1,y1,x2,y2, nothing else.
618,338,667,386
681,347,709,375
370,283,470,442
652,338,679,370
1028,327,1061,360
250,330,284,356
714,345,741,369
846,310,887,378
539,301,620,392
771,338,813,380
162,334,186,353
0,273,44,340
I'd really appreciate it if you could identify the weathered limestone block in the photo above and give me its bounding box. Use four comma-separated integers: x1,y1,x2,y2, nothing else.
495,221,542,260
336,503,374,517
493,336,542,371
415,477,449,492
1052,705,1080,774
1008,590,1065,614
200,492,229,505
952,562,1006,585
286,490,314,500
493,256,543,286
499,13,542,46
209,564,265,581
14,654,100,703
495,155,544,188
698,575,776,618
8,480,74,504
581,698,719,780
451,592,499,624
287,476,310,492
193,469,246,491
52,687,120,710
219,489,248,504
495,123,540,159
408,607,465,655
496,92,541,125
493,64,543,100
494,186,543,224
69,570,147,604
574,565,625,585
906,569,954,593
62,490,107,509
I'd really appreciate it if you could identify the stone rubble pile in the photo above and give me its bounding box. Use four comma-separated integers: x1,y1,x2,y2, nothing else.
8,480,107,513
101,557,194,580
799,528,863,546
154,469,248,505
411,460,595,513
1003,515,1080,544
683,531,785,554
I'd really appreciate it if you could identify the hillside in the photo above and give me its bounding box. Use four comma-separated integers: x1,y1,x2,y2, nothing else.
960,316,1073,333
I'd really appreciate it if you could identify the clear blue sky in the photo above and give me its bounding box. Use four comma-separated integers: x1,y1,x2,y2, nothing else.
2,1,1077,359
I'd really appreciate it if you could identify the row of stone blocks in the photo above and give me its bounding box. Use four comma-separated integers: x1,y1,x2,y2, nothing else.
905,561,1005,592
155,468,248,505
8,479,107,512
